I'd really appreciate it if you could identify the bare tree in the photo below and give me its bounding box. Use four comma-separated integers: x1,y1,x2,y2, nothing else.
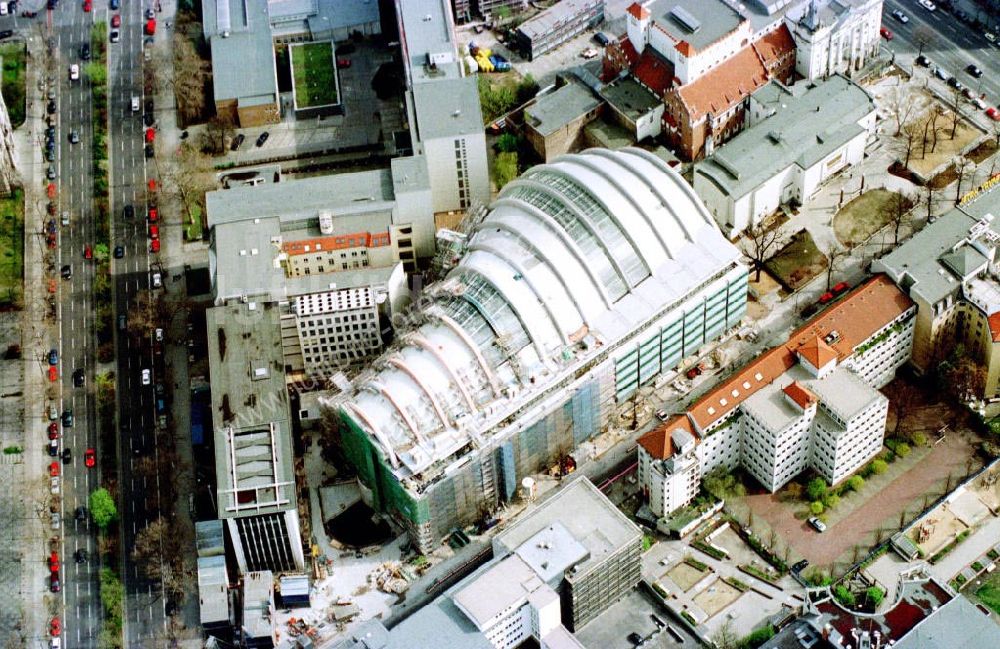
201,115,235,156
826,247,847,291
172,34,210,125
885,85,917,136
912,25,937,57
954,156,973,204
948,89,964,140
741,223,782,282
992,119,1000,149
924,183,938,220
883,190,915,245
899,117,922,168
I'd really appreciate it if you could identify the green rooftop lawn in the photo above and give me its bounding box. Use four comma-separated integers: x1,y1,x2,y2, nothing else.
291,42,339,108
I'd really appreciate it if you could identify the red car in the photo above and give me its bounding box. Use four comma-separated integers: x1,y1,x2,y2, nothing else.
50,617,61,637
148,207,158,223
818,291,835,304
49,551,60,573
48,422,59,440
111,13,121,27
149,224,159,240
84,448,96,468
144,18,156,35
82,0,92,11
49,461,60,476
337,58,351,68
987,107,1000,121
150,239,160,253
48,366,58,382
879,27,892,40
144,128,155,144
832,281,850,295
84,245,92,259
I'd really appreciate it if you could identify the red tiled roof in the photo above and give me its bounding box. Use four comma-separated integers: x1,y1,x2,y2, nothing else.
283,231,391,256
782,381,816,410
989,312,1000,341
797,336,838,370
675,40,692,57
638,416,693,459
751,24,795,68
633,50,674,96
687,275,913,432
676,46,768,121
626,2,649,20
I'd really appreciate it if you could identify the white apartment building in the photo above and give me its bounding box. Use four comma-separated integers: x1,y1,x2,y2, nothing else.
639,275,916,518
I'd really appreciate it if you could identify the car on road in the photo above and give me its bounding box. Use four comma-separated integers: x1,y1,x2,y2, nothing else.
148,207,158,222
111,13,120,27
61,211,70,226
80,43,90,60
131,95,140,112
255,131,270,147
917,0,935,10
150,239,160,253
149,224,159,239
48,422,59,439
152,271,162,288
145,144,154,158
61,448,71,464
231,133,245,150
110,29,120,43
915,54,930,67
337,57,351,68
808,516,827,532
966,64,983,78
61,409,73,427
123,204,134,219
879,27,892,40
890,9,908,23
82,0,91,11
74,549,88,563
118,314,127,331
60,264,71,279
986,33,997,44
946,77,964,91
155,327,164,341
48,348,58,365
84,245,92,259
933,66,948,80
46,165,56,180
84,448,95,468
69,64,79,81
113,245,124,258
141,368,151,385
72,368,84,387
69,130,79,144
74,507,87,521
987,107,1000,121
47,100,56,114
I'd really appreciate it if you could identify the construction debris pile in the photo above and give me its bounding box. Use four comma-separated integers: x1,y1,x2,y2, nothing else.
372,562,409,594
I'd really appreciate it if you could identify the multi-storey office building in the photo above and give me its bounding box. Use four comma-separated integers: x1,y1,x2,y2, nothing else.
513,0,604,60
873,191,1000,399
208,301,306,573
324,148,748,552
638,276,915,517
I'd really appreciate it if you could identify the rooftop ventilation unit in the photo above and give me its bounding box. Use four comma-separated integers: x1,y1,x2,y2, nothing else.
670,6,701,33
318,213,334,234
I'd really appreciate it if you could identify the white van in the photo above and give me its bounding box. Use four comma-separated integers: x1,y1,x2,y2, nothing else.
0,3,9,17
131,96,140,112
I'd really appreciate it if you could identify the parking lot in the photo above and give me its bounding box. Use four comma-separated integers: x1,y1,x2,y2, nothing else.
575,588,697,648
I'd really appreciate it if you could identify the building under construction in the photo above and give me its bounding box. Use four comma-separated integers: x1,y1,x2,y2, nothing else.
323,148,748,552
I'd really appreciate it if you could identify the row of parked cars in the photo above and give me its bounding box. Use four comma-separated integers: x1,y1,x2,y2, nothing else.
913,56,1000,120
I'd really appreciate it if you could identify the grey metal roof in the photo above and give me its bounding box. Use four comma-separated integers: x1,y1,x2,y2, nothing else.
493,478,641,584
514,521,589,584
208,301,296,519
894,595,1000,649
600,77,661,122
524,81,601,137
873,192,1000,307
517,0,604,41
196,519,226,557
242,571,275,640
197,555,230,624
385,595,494,649
452,554,545,628
411,77,486,140
741,380,800,432
208,0,279,104
646,0,745,52
695,75,874,201
398,0,462,82
328,619,391,649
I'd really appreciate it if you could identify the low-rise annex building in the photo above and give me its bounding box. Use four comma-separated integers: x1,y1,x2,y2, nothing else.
638,275,915,517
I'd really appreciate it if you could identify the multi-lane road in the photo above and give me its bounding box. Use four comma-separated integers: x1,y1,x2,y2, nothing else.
882,0,1000,109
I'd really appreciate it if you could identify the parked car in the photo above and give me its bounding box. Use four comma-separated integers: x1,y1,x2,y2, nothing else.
151,271,162,288
594,31,610,46
147,207,158,222
879,27,893,40
48,422,59,439
966,64,983,78
111,13,120,27
808,516,827,532
148,224,159,240
110,29,120,43
933,66,948,80
230,133,245,150
655,409,669,422
946,76,963,90
48,348,58,365
82,0,91,10
47,165,56,180
113,245,124,259
987,107,1000,121
337,58,351,68
60,264,72,279
61,448,71,464
915,54,931,67
255,131,270,147
149,238,160,253
144,144,154,158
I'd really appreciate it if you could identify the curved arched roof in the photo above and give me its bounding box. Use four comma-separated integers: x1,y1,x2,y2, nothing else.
340,148,737,475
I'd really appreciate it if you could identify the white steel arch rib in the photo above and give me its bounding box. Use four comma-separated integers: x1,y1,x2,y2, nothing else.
408,332,478,411
344,403,399,469
387,357,449,430
432,309,503,396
